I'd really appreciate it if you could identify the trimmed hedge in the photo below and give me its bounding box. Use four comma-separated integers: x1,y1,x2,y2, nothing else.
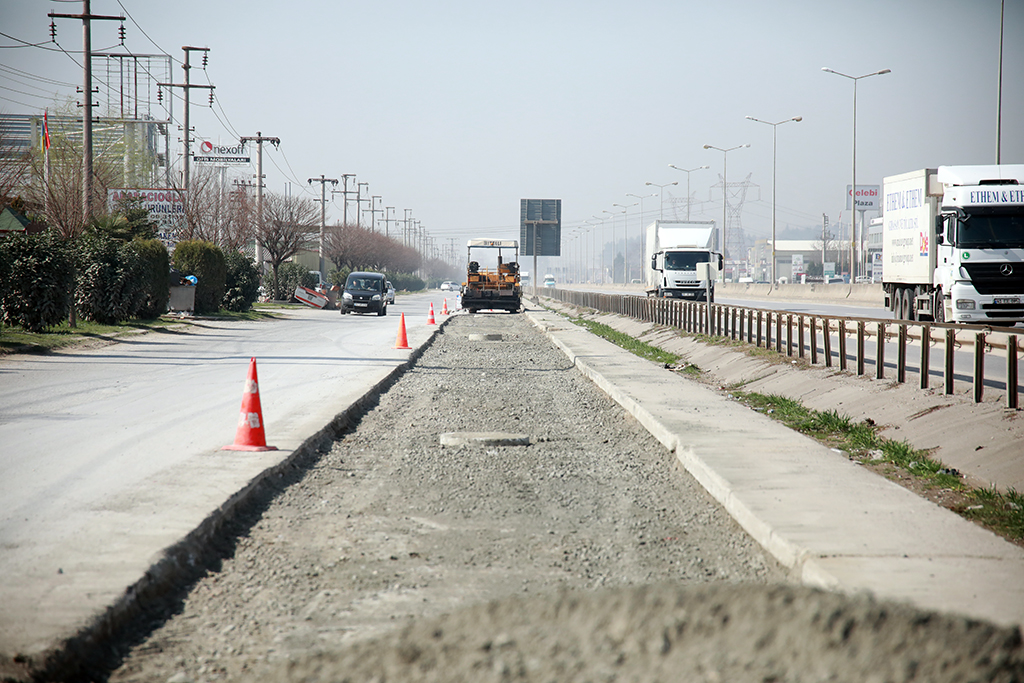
172,240,227,315
0,232,75,332
134,238,170,318
223,251,260,312
75,234,147,325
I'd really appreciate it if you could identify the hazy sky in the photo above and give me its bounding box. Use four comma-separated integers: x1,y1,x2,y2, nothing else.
3,0,1022,257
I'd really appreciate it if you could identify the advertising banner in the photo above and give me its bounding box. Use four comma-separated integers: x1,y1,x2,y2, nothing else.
108,188,184,246
847,185,880,211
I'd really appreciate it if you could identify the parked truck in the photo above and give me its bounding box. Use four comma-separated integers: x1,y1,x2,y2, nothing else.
462,239,523,313
882,165,1024,323
646,220,722,301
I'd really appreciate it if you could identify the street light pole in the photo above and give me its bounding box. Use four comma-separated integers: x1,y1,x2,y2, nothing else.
667,164,709,220
822,66,891,282
745,115,802,289
627,192,657,283
702,144,749,265
613,202,638,282
644,181,678,221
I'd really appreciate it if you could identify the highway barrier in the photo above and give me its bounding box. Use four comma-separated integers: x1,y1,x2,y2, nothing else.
550,289,1022,410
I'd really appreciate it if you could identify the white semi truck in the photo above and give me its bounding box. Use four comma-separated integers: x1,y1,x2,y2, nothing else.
645,220,722,301
882,165,1024,323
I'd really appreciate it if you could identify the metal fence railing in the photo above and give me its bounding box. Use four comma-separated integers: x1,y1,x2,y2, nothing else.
553,290,1022,410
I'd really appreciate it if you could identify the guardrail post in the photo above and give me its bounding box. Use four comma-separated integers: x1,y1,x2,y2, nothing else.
786,314,794,357
765,311,772,348
1008,334,1019,410
757,310,763,347
974,332,986,403
798,315,806,359
897,323,907,383
747,309,753,344
917,325,928,388
876,322,886,380
944,328,955,395
776,313,783,353
823,317,832,367
856,321,866,376
838,320,848,371
810,317,818,364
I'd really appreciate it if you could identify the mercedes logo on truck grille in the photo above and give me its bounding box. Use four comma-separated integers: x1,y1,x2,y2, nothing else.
1000,264,1014,276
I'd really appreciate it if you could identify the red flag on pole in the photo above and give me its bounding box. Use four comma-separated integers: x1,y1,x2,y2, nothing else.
43,110,50,150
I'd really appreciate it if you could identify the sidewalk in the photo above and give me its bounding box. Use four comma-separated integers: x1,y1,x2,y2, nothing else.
525,306,1024,629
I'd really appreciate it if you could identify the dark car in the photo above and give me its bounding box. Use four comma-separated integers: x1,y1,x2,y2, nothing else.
340,271,388,316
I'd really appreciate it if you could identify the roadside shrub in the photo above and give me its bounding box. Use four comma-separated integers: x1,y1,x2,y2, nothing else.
173,240,227,314
0,232,75,332
327,267,349,287
133,238,170,318
275,262,315,301
222,251,260,312
75,233,147,324
388,272,425,291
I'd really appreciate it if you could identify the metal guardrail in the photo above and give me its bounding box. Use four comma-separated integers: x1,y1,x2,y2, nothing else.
553,290,1022,410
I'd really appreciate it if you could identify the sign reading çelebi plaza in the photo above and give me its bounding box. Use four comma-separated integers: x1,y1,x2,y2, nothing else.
192,139,249,165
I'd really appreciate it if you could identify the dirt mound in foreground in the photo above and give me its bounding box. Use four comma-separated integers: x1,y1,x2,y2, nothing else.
278,582,1023,683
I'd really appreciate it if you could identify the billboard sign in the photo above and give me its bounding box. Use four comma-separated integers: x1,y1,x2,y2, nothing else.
520,198,561,256
847,185,880,211
108,188,184,246
193,139,249,165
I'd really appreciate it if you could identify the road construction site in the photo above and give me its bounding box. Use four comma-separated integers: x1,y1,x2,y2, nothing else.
2,295,1023,682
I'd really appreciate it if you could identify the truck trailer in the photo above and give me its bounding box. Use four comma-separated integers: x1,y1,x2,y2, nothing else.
882,165,1024,323
645,220,722,301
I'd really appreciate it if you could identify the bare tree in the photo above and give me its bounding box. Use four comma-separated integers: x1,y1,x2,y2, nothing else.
259,191,318,297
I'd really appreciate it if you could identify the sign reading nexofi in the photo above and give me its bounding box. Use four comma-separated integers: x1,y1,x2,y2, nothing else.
846,185,880,211
193,139,250,164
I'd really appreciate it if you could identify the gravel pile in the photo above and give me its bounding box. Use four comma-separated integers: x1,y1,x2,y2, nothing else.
106,311,1023,682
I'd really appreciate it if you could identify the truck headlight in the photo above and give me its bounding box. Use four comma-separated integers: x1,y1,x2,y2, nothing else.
956,299,976,310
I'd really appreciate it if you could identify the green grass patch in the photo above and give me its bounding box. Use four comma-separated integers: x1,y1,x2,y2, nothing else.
570,317,680,366
733,390,1023,543
0,317,178,353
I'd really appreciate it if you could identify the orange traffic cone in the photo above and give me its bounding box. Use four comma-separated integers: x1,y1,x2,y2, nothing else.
441,298,449,315
223,358,278,452
427,303,436,325
394,313,410,349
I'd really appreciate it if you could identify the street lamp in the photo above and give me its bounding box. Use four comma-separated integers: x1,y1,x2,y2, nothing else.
613,202,638,282
627,192,657,283
745,115,802,288
644,181,678,220
602,209,620,283
702,143,749,263
822,66,891,281
667,164,709,220
590,216,605,283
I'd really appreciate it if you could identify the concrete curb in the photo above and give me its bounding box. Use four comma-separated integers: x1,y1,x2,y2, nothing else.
23,317,453,683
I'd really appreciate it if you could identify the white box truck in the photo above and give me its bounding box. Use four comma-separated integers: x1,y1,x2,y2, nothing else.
646,220,722,302
882,165,1024,323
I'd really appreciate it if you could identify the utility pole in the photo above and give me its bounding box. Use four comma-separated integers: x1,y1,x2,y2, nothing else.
383,206,395,238
48,0,124,222
403,209,412,246
355,182,369,228
239,131,280,271
336,173,356,225
157,47,214,191
308,174,338,278
368,195,383,233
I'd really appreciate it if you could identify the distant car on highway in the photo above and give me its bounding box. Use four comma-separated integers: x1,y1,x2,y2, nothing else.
543,275,556,288
440,281,458,292
385,281,396,304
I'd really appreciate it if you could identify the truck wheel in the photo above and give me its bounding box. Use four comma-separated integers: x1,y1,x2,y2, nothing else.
901,288,916,322
933,289,945,323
